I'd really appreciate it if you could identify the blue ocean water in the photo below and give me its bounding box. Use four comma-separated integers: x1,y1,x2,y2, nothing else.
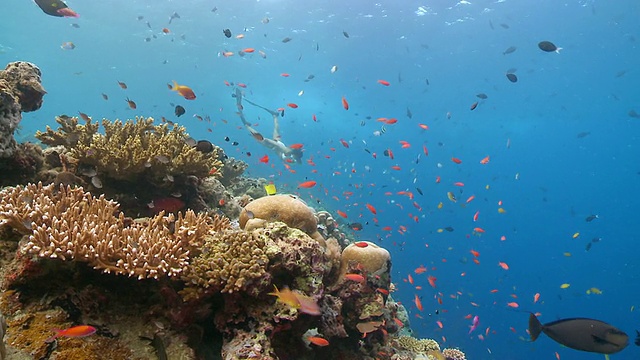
3,0,640,359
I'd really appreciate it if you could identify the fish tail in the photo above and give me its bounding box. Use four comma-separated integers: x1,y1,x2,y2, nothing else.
44,329,62,343
528,313,543,341
171,81,178,90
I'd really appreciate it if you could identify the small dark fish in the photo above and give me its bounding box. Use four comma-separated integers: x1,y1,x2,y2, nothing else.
146,21,152,29
349,222,363,231
343,31,350,38
416,187,423,196
185,137,197,147
576,131,591,138
406,107,413,119
307,74,315,80
224,136,230,142
383,149,390,157
211,7,217,12
628,110,640,119
476,93,488,99
71,23,80,28
174,105,185,117
101,93,109,100
506,73,518,83
470,101,478,111
500,23,510,29
615,70,627,78
223,29,232,38
137,16,144,21
591,237,601,243
635,330,640,346
282,37,292,43
538,40,560,52
444,226,454,232
503,46,517,55
195,140,214,153
316,43,319,51
140,333,168,360
231,141,239,146
585,242,592,251
489,20,494,30
169,12,180,24
585,214,599,222
529,313,628,354
425,78,430,85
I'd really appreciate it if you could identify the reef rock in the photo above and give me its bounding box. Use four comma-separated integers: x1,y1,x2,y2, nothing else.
239,194,325,245
0,61,46,158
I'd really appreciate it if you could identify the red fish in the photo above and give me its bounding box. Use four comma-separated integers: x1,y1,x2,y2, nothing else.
480,155,490,164
468,315,479,334
289,143,304,149
354,241,368,248
298,180,317,188
312,114,317,122
287,103,298,108
427,275,437,288
149,197,185,214
339,139,350,148
242,48,255,53
341,96,349,110
414,294,423,311
377,79,390,86
365,203,377,215
171,81,196,100
307,336,329,346
451,157,462,164
345,274,366,283
336,210,348,218
259,155,269,163
45,325,96,342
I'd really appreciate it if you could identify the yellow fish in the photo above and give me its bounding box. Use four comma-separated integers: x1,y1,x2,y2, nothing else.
437,202,443,209
586,287,602,295
560,283,570,289
446,192,456,203
264,183,277,196
572,232,580,239
498,208,507,214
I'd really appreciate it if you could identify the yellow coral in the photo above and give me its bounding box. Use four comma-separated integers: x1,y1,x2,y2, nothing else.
0,183,209,279
36,116,222,181
182,229,269,299
395,335,441,353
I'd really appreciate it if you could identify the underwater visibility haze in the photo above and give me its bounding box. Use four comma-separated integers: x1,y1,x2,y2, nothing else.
1,0,640,359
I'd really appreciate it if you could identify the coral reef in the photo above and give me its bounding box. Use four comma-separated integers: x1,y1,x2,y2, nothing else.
339,241,391,280
0,182,209,280
36,116,221,182
442,347,467,360
0,61,46,158
239,194,325,245
315,210,349,246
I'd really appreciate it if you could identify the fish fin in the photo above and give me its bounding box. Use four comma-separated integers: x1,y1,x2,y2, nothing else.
528,313,543,341
44,329,63,343
171,81,178,90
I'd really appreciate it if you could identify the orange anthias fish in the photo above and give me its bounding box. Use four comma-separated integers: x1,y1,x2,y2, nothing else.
171,81,196,100
414,294,423,311
268,285,320,316
341,96,349,110
307,336,330,346
45,325,97,342
298,180,317,188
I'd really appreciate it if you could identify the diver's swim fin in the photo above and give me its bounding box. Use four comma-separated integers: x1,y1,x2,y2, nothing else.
34,0,69,17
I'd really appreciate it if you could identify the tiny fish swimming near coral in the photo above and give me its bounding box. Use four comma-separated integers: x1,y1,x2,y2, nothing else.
45,325,97,342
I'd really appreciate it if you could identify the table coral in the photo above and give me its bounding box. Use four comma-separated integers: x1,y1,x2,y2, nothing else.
0,61,46,158
35,116,222,182
0,182,209,279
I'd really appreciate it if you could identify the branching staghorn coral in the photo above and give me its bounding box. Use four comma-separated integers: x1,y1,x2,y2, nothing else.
35,116,222,181
0,182,210,279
